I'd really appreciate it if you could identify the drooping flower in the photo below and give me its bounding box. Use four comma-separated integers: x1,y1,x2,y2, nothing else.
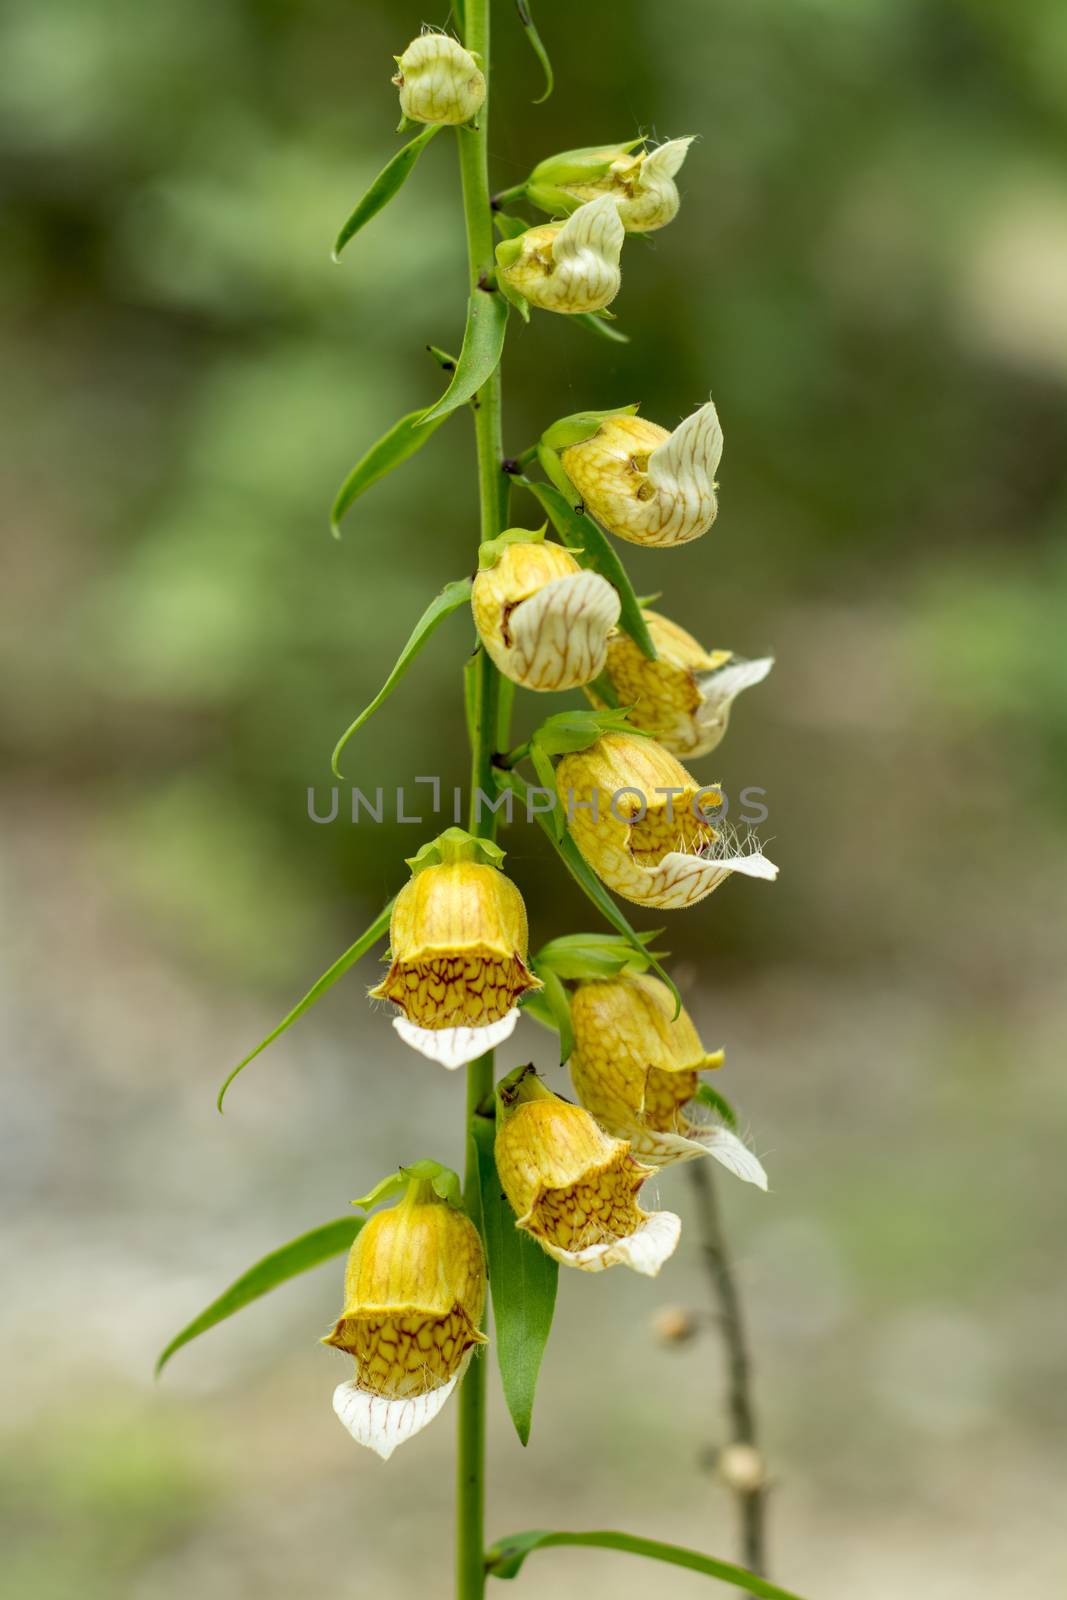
325,1172,486,1459
568,972,767,1183
493,1066,681,1275
369,830,540,1067
587,608,773,758
495,195,625,315
392,33,485,126
471,529,621,692
559,399,722,547
527,137,695,233
554,732,777,909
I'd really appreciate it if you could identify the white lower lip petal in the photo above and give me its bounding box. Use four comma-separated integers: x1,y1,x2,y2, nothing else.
392,1007,520,1069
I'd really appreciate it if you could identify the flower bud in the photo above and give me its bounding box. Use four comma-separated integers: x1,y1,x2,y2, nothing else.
554,733,777,909
559,399,722,547
325,1177,486,1459
568,972,767,1184
587,609,773,758
528,137,694,234
369,829,540,1068
392,33,485,126
493,1067,681,1275
495,195,625,315
471,530,621,692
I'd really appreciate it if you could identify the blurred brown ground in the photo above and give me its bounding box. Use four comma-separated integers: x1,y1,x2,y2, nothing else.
2,0,1066,1595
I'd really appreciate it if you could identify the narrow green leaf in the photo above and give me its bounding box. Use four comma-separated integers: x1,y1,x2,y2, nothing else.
418,289,509,426
331,408,450,538
155,1216,362,1376
333,123,443,258
695,1082,738,1129
528,741,565,844
485,1529,807,1596
331,578,473,776
514,0,554,103
570,311,631,344
498,770,679,1013
534,964,574,1062
216,899,394,1110
519,479,657,661
470,1111,558,1445
586,670,620,710
518,986,561,1033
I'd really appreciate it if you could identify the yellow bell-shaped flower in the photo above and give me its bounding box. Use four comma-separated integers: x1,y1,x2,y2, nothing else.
560,399,722,547
493,1067,680,1275
495,195,625,315
587,609,773,758
529,137,694,233
471,530,620,692
554,733,777,909
370,830,540,1067
568,973,767,1184
392,33,485,126
325,1175,487,1459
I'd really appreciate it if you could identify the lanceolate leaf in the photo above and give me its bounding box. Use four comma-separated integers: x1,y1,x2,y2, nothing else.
216,899,395,1110
497,770,680,1014
331,578,474,776
470,1111,558,1446
514,0,554,103
570,310,631,344
484,1529,807,1596
519,478,657,661
155,1216,363,1376
333,123,443,259
331,408,451,538
532,963,574,1062
419,289,509,426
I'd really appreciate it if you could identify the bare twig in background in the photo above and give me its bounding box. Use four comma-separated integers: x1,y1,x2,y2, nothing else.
688,1158,768,1579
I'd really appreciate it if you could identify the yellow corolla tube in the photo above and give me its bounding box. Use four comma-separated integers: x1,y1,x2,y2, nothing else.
528,137,695,233
392,33,485,126
493,1066,681,1275
587,608,773,758
370,830,541,1068
325,1174,487,1459
568,972,767,1183
559,399,722,547
554,733,777,909
495,195,625,315
471,529,621,691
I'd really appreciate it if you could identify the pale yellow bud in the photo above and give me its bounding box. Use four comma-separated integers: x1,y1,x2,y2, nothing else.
493,1069,680,1275
560,400,723,547
546,137,694,233
471,535,620,691
326,1181,487,1458
392,34,485,126
495,195,625,315
587,609,773,758
717,1442,768,1494
554,733,777,910
370,841,540,1068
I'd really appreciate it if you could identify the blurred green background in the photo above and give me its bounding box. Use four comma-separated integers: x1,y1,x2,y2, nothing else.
3,0,1066,1594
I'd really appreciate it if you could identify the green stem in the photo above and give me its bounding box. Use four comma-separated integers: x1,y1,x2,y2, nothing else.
455,1,507,1595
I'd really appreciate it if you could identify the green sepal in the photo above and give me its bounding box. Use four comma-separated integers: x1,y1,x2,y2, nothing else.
497,269,531,322
352,1160,464,1212
527,138,643,189
405,826,506,876
529,706,649,758
695,1082,738,1129
514,0,554,103
331,578,473,776
495,234,526,270
477,523,546,569
485,1528,807,1597
333,123,443,259
494,211,532,241
570,310,631,344
536,441,579,505
330,406,451,538
540,404,639,453
419,288,509,426
533,930,666,982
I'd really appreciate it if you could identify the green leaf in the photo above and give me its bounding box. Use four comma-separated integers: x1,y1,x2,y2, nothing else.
333,123,443,258
514,0,554,103
531,963,574,1062
570,310,631,344
485,1529,807,1596
331,407,451,538
528,741,565,844
540,404,639,452
519,479,657,661
155,1216,362,1377
331,578,473,775
497,770,680,1013
534,931,665,982
419,289,509,426
216,899,394,1110
470,1111,558,1446
695,1082,738,1129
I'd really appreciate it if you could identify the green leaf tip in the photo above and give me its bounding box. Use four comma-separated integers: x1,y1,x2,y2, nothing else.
418,289,509,426
484,1528,808,1596
514,0,554,103
330,407,451,539
333,122,443,259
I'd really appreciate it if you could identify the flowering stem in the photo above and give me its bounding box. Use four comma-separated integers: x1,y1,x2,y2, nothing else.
455,0,507,1595
687,1160,768,1580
